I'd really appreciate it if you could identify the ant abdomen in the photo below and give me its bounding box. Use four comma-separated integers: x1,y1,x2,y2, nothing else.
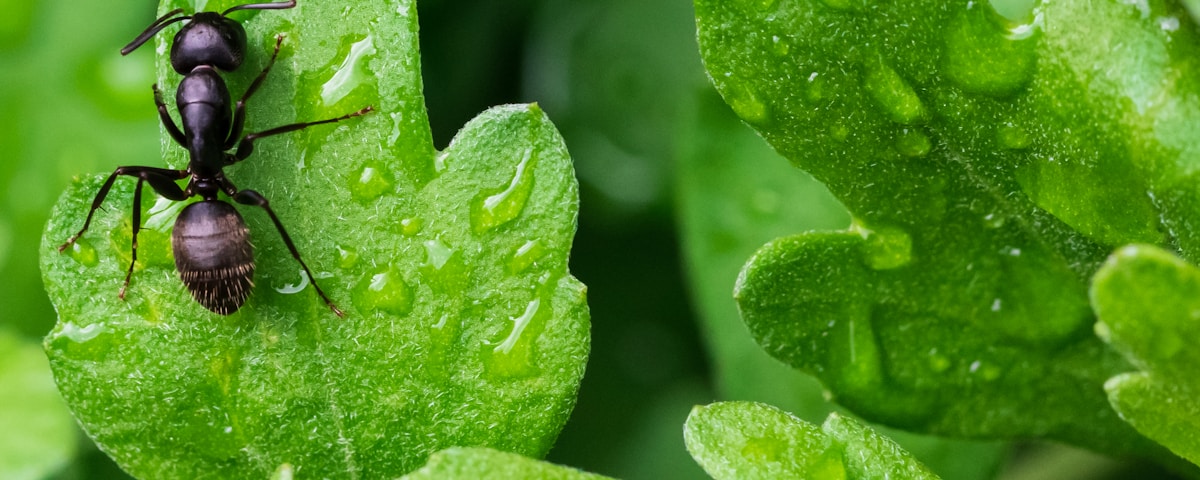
172,201,254,315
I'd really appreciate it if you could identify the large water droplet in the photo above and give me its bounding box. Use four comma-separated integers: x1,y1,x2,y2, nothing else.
927,348,952,373
482,299,543,378
348,163,392,202
851,222,913,270
67,238,99,267
320,34,376,107
828,314,884,390
352,266,413,316
471,149,536,233
59,321,105,343
942,3,1038,97
862,61,927,124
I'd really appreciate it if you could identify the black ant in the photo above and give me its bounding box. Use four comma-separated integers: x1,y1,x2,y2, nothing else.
58,1,372,317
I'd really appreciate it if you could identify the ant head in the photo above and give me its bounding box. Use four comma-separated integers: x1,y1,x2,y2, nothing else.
169,12,248,73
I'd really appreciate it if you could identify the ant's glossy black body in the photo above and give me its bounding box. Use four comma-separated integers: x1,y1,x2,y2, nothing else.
59,1,371,317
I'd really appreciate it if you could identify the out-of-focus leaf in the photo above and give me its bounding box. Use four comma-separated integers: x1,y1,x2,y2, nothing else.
684,401,939,480
0,329,76,480
696,0,1198,462
398,447,612,480
1092,244,1200,465
41,0,588,477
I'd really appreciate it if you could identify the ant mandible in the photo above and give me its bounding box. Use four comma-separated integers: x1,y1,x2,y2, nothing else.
59,1,373,317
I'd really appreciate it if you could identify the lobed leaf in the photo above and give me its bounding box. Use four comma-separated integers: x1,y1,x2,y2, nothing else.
397,447,612,480
1092,245,1200,465
40,0,588,477
697,0,1199,460
684,401,939,480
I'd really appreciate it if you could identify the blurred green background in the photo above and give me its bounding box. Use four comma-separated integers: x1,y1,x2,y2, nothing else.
0,0,1181,478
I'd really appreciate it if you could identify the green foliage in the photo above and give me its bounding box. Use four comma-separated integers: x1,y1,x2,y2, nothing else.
696,0,1198,463
684,401,939,480
399,447,613,479
39,0,587,477
0,329,76,480
1092,245,1200,465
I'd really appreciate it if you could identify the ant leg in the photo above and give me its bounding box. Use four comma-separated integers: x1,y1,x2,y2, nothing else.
229,106,374,164
154,84,187,147
230,188,345,317
58,167,188,253
225,35,285,149
222,0,296,16
119,179,146,299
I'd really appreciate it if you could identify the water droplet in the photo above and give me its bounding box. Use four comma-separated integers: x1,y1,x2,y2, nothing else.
400,218,422,236
387,112,404,146
421,239,468,293
997,123,1031,149
927,348,951,373
828,314,884,389
771,35,790,56
336,244,359,269
352,266,413,316
851,222,913,270
320,34,376,107
59,321,105,343
895,128,932,157
968,359,1002,381
508,240,547,274
862,61,927,124
471,149,536,233
482,299,543,378
724,82,770,124
829,122,850,141
434,151,450,173
349,163,392,202
983,213,1006,228
805,72,827,102
274,268,310,294
942,4,1037,97
67,238,99,267
749,0,777,10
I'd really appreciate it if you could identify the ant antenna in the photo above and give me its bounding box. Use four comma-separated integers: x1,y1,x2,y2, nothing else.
120,8,189,55
222,0,298,16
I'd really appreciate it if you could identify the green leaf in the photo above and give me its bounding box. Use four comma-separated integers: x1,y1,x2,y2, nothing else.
696,0,1198,460
0,329,77,480
40,0,588,477
398,447,613,480
1092,244,1200,465
676,90,1007,479
684,401,939,480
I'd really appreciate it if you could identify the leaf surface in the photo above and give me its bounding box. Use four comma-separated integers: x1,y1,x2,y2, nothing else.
40,0,588,477
696,0,1199,459
1092,245,1200,465
398,447,612,480
684,401,939,480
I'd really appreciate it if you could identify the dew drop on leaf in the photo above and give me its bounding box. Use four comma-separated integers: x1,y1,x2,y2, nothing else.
400,217,422,236
67,238,99,267
336,244,360,269
482,298,544,379
895,128,932,157
507,239,547,274
471,149,536,233
348,163,393,202
941,3,1038,97
723,81,771,125
320,34,377,107
861,61,927,125
996,123,1031,149
353,265,413,316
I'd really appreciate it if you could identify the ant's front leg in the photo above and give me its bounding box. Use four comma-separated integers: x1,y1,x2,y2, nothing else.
154,84,186,147
225,35,285,150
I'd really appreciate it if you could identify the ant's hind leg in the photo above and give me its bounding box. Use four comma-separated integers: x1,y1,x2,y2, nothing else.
230,188,345,317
